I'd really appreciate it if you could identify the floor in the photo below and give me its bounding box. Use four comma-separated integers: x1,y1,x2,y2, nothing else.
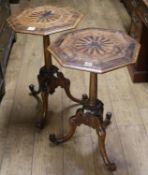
0,0,148,175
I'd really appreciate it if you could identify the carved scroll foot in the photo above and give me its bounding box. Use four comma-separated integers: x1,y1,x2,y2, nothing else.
29,65,49,98
49,105,116,171
49,116,77,144
29,84,41,96
103,112,112,129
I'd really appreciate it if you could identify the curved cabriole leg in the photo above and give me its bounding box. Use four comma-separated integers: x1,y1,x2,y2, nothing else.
103,112,112,129
96,123,116,171
29,69,43,97
49,115,77,144
29,75,41,96
63,78,81,104
36,91,48,129
55,71,81,104
29,84,41,96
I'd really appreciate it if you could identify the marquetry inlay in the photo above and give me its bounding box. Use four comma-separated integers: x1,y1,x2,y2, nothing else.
7,5,83,35
48,28,140,73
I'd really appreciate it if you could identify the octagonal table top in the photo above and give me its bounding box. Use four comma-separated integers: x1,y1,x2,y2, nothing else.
48,28,140,73
7,5,83,36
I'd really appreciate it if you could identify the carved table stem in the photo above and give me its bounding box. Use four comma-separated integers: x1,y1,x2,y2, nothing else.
29,35,81,129
89,72,97,106
49,71,116,170
43,35,52,68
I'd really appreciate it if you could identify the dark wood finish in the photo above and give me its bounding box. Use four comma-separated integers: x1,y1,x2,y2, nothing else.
0,0,15,102
121,0,148,82
89,73,97,106
29,36,81,129
43,35,52,68
49,28,140,171
48,28,140,74
7,5,83,35
50,72,116,171
9,0,20,3
7,5,83,128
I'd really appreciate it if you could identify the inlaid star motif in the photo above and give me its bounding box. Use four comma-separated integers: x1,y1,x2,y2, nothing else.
48,28,140,73
7,5,83,35
74,36,117,56
29,10,59,23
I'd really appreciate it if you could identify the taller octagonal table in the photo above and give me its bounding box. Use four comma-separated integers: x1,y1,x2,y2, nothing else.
48,28,140,171
7,5,83,128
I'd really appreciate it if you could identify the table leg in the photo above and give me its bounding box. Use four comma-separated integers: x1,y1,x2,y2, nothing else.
29,35,81,128
49,73,116,171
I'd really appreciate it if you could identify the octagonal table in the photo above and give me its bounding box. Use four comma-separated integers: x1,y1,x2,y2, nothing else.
48,28,140,171
7,5,83,128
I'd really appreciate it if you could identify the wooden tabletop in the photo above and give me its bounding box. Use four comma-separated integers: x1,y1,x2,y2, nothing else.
48,28,140,73
7,5,83,36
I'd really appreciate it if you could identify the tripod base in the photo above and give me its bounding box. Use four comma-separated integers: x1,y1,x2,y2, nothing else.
49,98,116,171
29,65,81,129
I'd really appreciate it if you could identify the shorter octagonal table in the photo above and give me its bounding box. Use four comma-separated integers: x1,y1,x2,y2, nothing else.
48,28,140,171
7,5,83,128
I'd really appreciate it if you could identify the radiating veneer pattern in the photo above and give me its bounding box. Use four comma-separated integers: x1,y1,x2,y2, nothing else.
7,5,83,35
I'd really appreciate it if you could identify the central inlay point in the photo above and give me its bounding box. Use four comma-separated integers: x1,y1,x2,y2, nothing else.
88,41,100,48
42,10,52,18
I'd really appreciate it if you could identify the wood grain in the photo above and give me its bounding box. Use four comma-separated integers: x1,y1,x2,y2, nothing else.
7,5,83,35
0,0,148,175
48,28,140,73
